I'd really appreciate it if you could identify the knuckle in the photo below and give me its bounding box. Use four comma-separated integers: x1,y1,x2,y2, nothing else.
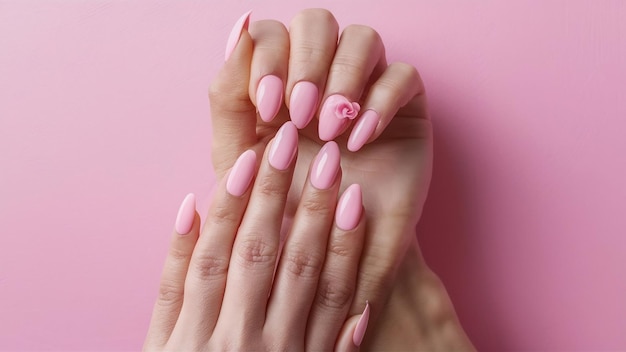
168,245,191,263
284,249,324,278
391,61,420,80
327,239,352,258
330,56,366,77
316,279,353,310
292,44,328,65
343,24,381,44
255,172,287,198
294,8,337,27
299,195,332,217
209,201,240,226
190,253,229,281
235,236,277,269
157,279,183,308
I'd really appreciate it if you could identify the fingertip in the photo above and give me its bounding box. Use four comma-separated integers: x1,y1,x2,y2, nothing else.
175,193,196,235
225,10,252,61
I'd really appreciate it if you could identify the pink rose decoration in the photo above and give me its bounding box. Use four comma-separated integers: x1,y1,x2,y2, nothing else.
330,95,360,120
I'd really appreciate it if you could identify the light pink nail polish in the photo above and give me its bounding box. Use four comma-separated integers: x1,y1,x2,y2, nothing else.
289,81,318,129
269,122,298,170
319,94,360,141
348,110,380,152
353,301,370,347
310,141,341,190
257,75,284,122
225,10,251,61
175,193,196,235
336,184,362,231
226,150,257,196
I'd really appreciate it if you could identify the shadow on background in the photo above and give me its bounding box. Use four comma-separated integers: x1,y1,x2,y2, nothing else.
416,104,509,351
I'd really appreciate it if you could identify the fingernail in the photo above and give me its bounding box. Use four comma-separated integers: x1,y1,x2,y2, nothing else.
225,10,252,61
353,301,370,347
310,141,341,190
226,150,257,196
319,94,360,141
257,75,284,122
289,81,318,129
175,193,196,235
347,110,380,152
269,122,298,170
336,184,362,231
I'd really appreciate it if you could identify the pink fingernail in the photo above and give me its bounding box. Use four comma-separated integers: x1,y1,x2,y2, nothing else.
336,184,362,231
175,193,196,235
347,110,380,152
225,10,252,61
257,75,284,122
269,122,298,170
319,94,360,141
310,141,341,190
226,150,257,196
353,301,370,347
289,81,318,129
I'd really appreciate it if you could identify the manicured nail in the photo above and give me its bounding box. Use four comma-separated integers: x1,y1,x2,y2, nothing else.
319,94,360,141
347,110,380,152
310,141,341,190
224,10,252,61
226,150,257,196
175,193,196,235
336,184,362,231
289,81,318,129
353,301,370,347
257,75,284,122
269,122,298,170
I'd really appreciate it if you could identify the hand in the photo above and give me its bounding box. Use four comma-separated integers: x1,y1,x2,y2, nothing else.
144,125,372,350
210,8,432,337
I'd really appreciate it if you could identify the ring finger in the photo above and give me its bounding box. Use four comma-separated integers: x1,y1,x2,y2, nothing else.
318,24,386,141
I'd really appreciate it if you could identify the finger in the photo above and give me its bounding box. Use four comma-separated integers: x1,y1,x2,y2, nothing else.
318,25,387,141
215,122,298,333
248,20,289,123
304,184,366,350
263,141,342,346
334,302,370,352
210,11,257,180
347,62,426,152
144,194,200,349
286,9,339,129
168,150,258,345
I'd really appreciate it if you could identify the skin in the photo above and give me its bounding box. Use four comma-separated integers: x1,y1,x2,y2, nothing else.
146,8,475,351
144,129,368,351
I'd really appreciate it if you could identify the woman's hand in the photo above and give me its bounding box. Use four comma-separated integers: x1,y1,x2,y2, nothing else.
210,9,432,329
144,123,371,351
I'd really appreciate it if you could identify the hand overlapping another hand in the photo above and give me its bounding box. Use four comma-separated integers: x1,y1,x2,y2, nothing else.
145,8,474,351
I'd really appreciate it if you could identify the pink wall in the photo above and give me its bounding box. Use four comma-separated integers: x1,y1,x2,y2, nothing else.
1,1,625,350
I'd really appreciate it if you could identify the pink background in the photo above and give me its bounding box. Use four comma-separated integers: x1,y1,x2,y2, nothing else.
1,1,625,350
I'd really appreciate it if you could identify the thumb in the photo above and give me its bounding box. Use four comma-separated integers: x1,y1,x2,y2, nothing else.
335,301,370,352
209,12,258,180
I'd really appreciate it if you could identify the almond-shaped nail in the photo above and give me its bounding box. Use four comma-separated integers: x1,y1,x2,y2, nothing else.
310,141,341,190
269,122,298,170
257,75,284,122
225,10,252,61
319,94,360,141
348,110,380,152
289,81,318,129
336,184,362,231
226,150,257,196
353,301,370,347
175,193,196,235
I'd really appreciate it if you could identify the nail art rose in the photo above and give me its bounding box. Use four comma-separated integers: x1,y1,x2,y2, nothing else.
328,95,360,120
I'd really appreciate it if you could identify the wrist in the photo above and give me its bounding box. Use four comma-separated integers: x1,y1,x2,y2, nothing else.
363,235,475,351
